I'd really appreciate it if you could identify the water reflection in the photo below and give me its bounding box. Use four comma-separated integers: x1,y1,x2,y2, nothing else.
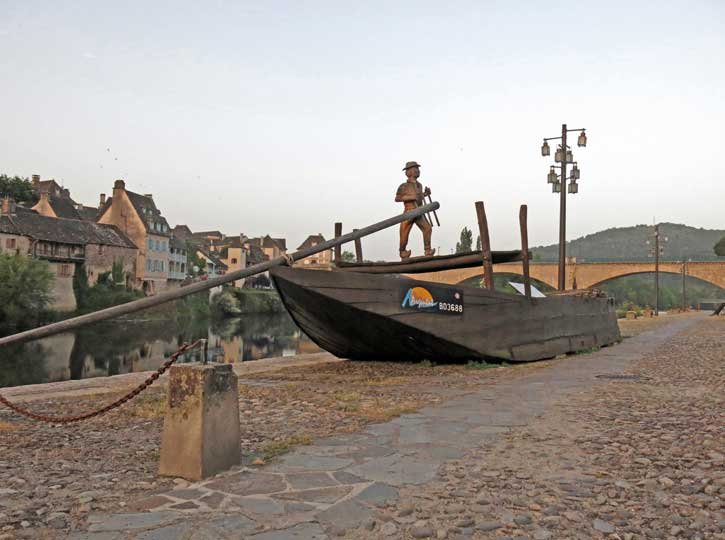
0,313,320,388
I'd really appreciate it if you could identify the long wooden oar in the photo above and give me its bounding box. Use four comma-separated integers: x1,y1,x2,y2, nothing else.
0,202,440,347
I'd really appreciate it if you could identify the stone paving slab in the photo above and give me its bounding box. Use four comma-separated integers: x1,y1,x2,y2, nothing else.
77,315,703,540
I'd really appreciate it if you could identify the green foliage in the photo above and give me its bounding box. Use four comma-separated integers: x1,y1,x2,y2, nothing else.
0,254,54,336
531,223,725,262
211,288,284,317
475,235,481,251
341,251,356,263
72,263,142,315
456,227,473,253
600,273,724,311
0,174,37,205
186,242,206,276
466,360,496,370
72,264,91,308
715,237,725,257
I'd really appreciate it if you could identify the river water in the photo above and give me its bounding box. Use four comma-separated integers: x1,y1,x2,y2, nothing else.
0,312,320,388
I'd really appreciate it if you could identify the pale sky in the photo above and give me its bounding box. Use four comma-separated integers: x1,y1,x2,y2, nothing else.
1,1,723,260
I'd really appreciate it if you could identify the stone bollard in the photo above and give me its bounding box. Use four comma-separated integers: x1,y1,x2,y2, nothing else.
159,363,240,480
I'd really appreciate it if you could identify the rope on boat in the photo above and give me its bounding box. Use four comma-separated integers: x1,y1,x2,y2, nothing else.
0,340,203,424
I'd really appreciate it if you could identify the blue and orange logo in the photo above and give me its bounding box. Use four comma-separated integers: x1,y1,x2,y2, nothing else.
401,287,438,309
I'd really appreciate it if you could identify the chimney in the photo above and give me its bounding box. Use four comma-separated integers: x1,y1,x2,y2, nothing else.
61,188,70,198
1,197,16,216
144,193,153,200
99,193,106,207
113,179,125,194
32,174,40,186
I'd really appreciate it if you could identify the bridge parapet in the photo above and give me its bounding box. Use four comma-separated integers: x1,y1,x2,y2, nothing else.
411,261,725,290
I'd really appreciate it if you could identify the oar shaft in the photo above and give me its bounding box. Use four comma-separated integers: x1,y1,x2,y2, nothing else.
0,202,440,347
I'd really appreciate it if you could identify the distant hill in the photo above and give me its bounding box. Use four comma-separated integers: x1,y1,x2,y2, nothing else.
532,223,725,262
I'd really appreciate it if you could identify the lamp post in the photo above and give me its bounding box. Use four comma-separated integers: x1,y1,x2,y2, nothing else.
646,225,668,316
681,257,691,311
541,124,587,290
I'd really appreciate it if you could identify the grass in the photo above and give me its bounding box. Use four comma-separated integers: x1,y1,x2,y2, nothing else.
356,401,420,422
129,394,167,419
260,433,313,460
466,360,497,370
0,420,18,432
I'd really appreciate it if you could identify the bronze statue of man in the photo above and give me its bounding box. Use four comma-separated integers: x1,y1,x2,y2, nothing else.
395,161,434,259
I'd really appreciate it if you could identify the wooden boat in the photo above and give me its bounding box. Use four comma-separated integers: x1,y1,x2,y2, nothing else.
270,259,621,362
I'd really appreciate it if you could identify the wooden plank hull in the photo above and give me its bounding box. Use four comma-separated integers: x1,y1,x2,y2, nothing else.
270,267,621,362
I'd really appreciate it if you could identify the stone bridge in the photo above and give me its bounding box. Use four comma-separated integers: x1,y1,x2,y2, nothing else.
409,261,725,290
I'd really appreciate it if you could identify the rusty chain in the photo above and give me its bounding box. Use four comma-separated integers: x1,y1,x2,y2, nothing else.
0,339,204,424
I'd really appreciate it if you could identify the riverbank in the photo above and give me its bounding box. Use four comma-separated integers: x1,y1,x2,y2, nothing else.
0,313,715,538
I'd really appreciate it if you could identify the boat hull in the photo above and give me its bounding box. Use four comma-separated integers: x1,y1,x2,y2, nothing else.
270,267,621,362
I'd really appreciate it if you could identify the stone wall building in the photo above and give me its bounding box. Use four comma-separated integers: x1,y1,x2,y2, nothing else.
97,180,171,294
168,237,187,286
0,197,137,311
295,234,332,268
31,175,98,221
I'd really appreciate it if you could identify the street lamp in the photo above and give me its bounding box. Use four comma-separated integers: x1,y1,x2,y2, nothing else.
647,224,668,316
540,123,588,290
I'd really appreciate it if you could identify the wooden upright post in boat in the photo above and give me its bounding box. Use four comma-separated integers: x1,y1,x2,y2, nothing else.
475,201,494,290
519,204,532,299
334,222,342,263
353,229,363,263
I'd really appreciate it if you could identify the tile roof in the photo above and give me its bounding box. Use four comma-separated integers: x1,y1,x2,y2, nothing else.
99,190,171,237
197,248,228,270
0,206,136,248
297,234,326,250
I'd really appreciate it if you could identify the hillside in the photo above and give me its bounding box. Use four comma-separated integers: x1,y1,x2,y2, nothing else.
531,223,725,262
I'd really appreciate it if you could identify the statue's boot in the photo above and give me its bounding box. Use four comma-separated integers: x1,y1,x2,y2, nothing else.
400,250,411,260
424,248,436,256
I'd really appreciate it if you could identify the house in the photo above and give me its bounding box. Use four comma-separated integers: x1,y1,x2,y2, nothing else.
31,175,99,221
0,197,137,311
217,236,248,287
295,234,332,268
168,237,187,285
195,247,228,278
97,180,171,294
171,225,193,241
245,235,287,261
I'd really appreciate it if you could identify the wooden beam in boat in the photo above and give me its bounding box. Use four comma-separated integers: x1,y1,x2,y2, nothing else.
353,229,363,263
334,222,342,263
475,201,494,290
519,204,532,299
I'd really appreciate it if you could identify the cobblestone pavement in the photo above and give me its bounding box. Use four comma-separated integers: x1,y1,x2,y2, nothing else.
2,314,721,539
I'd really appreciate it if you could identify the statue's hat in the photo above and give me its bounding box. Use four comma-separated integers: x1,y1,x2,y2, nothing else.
402,161,421,171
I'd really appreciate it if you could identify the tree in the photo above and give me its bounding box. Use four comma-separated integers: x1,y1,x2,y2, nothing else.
455,227,473,253
475,235,481,251
0,174,37,206
0,254,54,336
341,251,356,263
715,237,725,256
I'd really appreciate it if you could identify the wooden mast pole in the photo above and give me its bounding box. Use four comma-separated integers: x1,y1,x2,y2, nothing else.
353,229,363,263
475,201,494,290
334,222,342,263
519,204,531,299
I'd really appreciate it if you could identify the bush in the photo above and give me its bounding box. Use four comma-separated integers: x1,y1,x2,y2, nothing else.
211,288,284,317
0,254,54,336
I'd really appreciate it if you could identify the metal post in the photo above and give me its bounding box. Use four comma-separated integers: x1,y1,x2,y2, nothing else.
558,123,567,291
654,225,660,316
519,204,531,299
353,229,363,263
682,260,687,311
474,201,494,290
334,222,342,263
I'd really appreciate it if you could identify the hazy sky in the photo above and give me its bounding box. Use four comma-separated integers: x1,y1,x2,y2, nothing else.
2,1,723,260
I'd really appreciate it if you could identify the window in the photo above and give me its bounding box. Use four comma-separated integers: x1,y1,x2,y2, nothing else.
146,259,151,271
155,239,160,250
160,261,164,272
57,264,72,277
148,239,153,251
231,258,238,264
180,263,185,274
5,238,16,249
98,245,104,255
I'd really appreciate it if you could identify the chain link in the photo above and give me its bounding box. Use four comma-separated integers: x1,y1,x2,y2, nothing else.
0,339,203,424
